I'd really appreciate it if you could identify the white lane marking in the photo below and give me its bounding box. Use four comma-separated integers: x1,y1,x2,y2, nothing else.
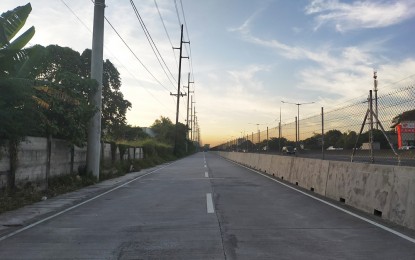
204,165,207,168
206,193,215,213
0,163,173,242
205,171,209,178
225,159,415,244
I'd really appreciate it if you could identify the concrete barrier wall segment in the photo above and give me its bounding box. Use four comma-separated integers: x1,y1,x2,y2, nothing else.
214,151,415,230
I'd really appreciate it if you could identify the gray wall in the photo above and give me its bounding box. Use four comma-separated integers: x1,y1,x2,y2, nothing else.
0,137,144,189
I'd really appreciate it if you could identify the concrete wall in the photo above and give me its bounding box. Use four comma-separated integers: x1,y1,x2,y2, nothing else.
0,137,143,189
217,151,415,230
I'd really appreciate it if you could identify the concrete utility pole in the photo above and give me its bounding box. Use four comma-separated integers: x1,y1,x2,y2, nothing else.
87,0,105,179
190,97,194,141
171,24,189,155
185,72,194,138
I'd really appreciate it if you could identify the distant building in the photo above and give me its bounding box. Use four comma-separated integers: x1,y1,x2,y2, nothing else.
391,109,415,148
142,127,156,138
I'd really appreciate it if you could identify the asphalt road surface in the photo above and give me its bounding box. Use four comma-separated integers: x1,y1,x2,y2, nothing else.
0,152,414,259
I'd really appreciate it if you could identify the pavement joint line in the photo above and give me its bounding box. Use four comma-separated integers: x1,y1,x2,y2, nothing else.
206,193,215,213
224,158,415,244
0,163,174,242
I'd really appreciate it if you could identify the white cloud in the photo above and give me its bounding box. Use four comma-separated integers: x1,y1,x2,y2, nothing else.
305,0,415,32
230,11,415,103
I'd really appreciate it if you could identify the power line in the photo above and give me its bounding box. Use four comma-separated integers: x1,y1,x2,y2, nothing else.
154,0,179,70
104,17,172,93
130,0,177,89
177,0,196,92
61,0,175,115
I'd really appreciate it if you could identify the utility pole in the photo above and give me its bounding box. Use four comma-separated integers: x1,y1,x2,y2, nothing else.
374,70,379,130
190,96,193,141
87,0,105,179
192,105,196,142
171,24,189,155
185,72,194,138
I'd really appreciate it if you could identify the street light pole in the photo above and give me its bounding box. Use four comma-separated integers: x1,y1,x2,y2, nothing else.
281,101,315,150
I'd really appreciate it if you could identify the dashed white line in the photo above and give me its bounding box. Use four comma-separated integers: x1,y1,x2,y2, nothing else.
206,193,214,213
205,171,209,178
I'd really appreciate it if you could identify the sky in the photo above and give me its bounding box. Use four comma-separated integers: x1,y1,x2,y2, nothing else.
1,0,415,146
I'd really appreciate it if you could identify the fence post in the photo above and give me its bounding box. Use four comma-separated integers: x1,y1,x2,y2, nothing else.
321,107,325,160
266,126,269,152
369,90,374,163
278,122,281,153
295,116,298,152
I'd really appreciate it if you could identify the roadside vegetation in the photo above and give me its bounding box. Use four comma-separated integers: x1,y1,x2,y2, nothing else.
0,3,198,213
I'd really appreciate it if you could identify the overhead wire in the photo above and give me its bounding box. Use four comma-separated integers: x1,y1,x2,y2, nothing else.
62,0,175,115
154,0,179,70
130,0,177,90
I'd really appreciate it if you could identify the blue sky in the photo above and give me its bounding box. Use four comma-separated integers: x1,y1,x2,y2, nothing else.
2,0,415,146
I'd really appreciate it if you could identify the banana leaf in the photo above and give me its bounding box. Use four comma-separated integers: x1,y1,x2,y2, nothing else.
0,3,32,47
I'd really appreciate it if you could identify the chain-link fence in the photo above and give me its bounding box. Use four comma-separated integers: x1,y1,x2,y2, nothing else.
215,83,415,167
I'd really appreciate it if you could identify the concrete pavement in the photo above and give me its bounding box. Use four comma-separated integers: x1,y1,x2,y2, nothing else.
0,152,414,259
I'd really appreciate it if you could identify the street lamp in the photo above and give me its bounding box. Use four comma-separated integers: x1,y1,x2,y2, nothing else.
281,101,315,150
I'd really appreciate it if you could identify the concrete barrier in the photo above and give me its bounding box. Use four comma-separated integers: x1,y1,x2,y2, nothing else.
215,151,415,230
269,156,293,180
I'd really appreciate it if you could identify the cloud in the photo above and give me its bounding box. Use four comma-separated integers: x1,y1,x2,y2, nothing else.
230,11,415,103
305,0,415,32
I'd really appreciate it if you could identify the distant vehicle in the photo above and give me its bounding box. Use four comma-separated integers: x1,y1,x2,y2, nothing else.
360,142,380,150
282,146,295,154
399,145,415,150
326,146,343,151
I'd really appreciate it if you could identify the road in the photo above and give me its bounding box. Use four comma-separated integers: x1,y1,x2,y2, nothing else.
0,152,414,259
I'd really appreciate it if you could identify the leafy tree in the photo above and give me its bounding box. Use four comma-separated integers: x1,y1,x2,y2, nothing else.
151,116,175,144
303,133,322,150
151,116,190,155
80,49,131,141
112,124,149,141
324,129,343,148
0,3,35,77
0,3,37,190
22,45,97,145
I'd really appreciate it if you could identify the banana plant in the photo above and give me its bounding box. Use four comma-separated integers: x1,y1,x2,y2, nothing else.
0,3,35,77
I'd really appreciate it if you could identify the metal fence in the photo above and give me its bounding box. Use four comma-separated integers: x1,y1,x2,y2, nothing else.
215,82,415,167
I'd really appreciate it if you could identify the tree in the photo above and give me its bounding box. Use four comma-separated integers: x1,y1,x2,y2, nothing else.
325,129,343,148
112,124,149,141
150,116,190,155
151,116,175,144
0,3,37,190
302,133,322,150
0,3,35,77
22,45,97,146
80,49,131,141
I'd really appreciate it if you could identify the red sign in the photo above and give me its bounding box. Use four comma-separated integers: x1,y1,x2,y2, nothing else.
401,128,415,133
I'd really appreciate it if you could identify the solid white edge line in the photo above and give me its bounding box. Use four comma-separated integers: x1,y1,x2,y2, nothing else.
225,158,415,244
206,193,214,213
0,163,173,242
205,172,209,178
